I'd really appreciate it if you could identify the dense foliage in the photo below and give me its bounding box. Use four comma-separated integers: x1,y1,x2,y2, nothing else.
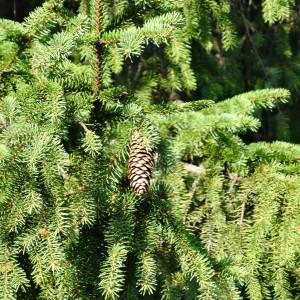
0,0,300,299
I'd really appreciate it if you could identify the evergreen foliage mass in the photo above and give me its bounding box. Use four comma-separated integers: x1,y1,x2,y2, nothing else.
0,0,299,299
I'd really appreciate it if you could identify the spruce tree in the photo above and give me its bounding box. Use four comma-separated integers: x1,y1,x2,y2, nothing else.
0,1,299,299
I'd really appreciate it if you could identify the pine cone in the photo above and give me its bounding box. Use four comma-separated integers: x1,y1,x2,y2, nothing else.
128,130,156,195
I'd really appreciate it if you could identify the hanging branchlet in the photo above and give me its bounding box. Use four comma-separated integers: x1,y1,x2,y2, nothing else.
80,122,102,157
128,130,156,196
94,0,102,94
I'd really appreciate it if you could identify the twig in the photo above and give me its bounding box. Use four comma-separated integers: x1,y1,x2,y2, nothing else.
238,198,247,227
227,173,243,195
79,121,90,133
238,0,271,84
182,163,206,223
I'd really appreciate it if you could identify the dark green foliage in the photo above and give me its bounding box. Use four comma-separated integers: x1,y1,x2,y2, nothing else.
0,1,299,299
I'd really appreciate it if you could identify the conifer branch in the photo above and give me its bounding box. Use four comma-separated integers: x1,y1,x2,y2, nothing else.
94,0,102,94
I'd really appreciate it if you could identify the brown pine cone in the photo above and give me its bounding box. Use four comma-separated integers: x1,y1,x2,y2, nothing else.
128,130,156,195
